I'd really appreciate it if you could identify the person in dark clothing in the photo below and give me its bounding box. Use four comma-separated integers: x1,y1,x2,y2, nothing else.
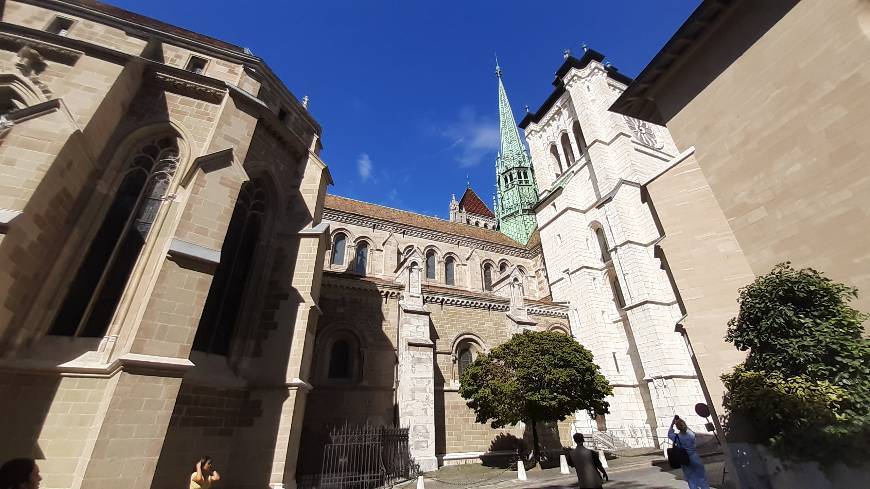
566,433,608,489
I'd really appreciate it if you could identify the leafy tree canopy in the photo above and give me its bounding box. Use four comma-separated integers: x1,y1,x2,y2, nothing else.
722,263,870,465
459,330,612,458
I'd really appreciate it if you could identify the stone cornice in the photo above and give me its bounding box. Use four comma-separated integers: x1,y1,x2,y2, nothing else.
423,292,509,312
536,178,644,231
0,30,83,64
0,352,194,378
526,304,570,319
0,22,122,63
321,274,403,299
152,70,225,104
323,208,538,259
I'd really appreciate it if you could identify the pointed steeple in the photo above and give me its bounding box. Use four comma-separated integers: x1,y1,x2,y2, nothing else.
496,65,528,173
493,62,539,245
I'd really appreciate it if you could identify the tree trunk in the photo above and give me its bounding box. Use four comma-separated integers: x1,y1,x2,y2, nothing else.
530,418,540,463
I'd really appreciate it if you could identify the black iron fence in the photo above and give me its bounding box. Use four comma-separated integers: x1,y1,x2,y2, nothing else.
299,423,419,489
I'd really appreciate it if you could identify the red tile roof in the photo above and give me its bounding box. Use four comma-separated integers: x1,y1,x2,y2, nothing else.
459,187,495,218
324,194,525,249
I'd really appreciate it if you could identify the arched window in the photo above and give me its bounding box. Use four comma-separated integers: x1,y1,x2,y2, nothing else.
549,144,563,174
572,121,589,163
595,227,611,262
331,233,347,266
328,339,352,380
445,256,456,286
193,178,267,354
561,133,575,165
425,250,436,280
483,263,494,291
50,136,180,337
354,241,369,275
499,261,508,273
457,346,473,378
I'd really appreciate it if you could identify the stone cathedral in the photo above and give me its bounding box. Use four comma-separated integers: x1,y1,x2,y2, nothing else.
0,2,706,489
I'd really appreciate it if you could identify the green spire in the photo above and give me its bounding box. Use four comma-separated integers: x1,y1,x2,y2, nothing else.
494,62,539,244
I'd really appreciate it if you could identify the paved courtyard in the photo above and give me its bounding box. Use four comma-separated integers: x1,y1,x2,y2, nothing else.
417,457,726,489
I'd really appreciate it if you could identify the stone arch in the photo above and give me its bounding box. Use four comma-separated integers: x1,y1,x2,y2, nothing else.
480,259,496,291
316,322,368,383
442,251,460,286
547,323,570,335
193,172,278,357
329,227,354,267
47,124,190,339
451,333,488,383
0,73,46,112
352,236,373,276
498,259,512,274
589,221,611,263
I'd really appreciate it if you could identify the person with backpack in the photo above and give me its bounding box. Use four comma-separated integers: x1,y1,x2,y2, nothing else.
668,415,710,489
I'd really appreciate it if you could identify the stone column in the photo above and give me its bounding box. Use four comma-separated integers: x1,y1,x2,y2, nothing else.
268,223,329,489
397,263,438,472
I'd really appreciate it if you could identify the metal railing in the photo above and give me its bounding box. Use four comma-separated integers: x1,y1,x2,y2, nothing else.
574,423,659,450
299,423,419,489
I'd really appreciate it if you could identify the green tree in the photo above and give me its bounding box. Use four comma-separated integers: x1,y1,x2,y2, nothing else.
458,330,612,462
722,263,870,465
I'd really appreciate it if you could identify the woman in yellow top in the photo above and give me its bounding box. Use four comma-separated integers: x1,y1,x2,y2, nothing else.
190,457,220,489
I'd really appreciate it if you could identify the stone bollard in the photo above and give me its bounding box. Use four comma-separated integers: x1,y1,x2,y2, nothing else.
598,449,609,469
560,454,570,474
517,460,527,481
416,475,425,489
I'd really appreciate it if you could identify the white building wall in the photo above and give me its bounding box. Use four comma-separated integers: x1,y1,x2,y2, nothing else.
526,59,707,446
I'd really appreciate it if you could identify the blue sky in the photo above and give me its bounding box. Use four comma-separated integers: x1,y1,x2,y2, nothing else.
111,0,699,219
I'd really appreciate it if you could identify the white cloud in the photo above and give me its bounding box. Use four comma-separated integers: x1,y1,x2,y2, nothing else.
439,107,499,168
357,152,373,181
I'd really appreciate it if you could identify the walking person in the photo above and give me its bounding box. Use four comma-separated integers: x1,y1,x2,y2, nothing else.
668,415,710,489
565,433,608,489
190,456,220,489
0,458,41,489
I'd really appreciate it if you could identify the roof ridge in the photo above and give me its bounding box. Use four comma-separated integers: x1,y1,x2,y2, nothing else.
326,194,449,222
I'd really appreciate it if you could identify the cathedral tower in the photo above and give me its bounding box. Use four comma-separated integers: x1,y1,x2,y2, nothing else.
494,62,539,244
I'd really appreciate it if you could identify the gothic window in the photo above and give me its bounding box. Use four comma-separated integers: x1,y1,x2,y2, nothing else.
425,250,436,280
457,346,473,378
49,136,180,337
354,241,369,275
331,233,347,266
445,256,455,285
550,144,563,175
561,133,575,165
572,121,590,162
483,263,494,291
192,179,267,355
595,227,611,263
